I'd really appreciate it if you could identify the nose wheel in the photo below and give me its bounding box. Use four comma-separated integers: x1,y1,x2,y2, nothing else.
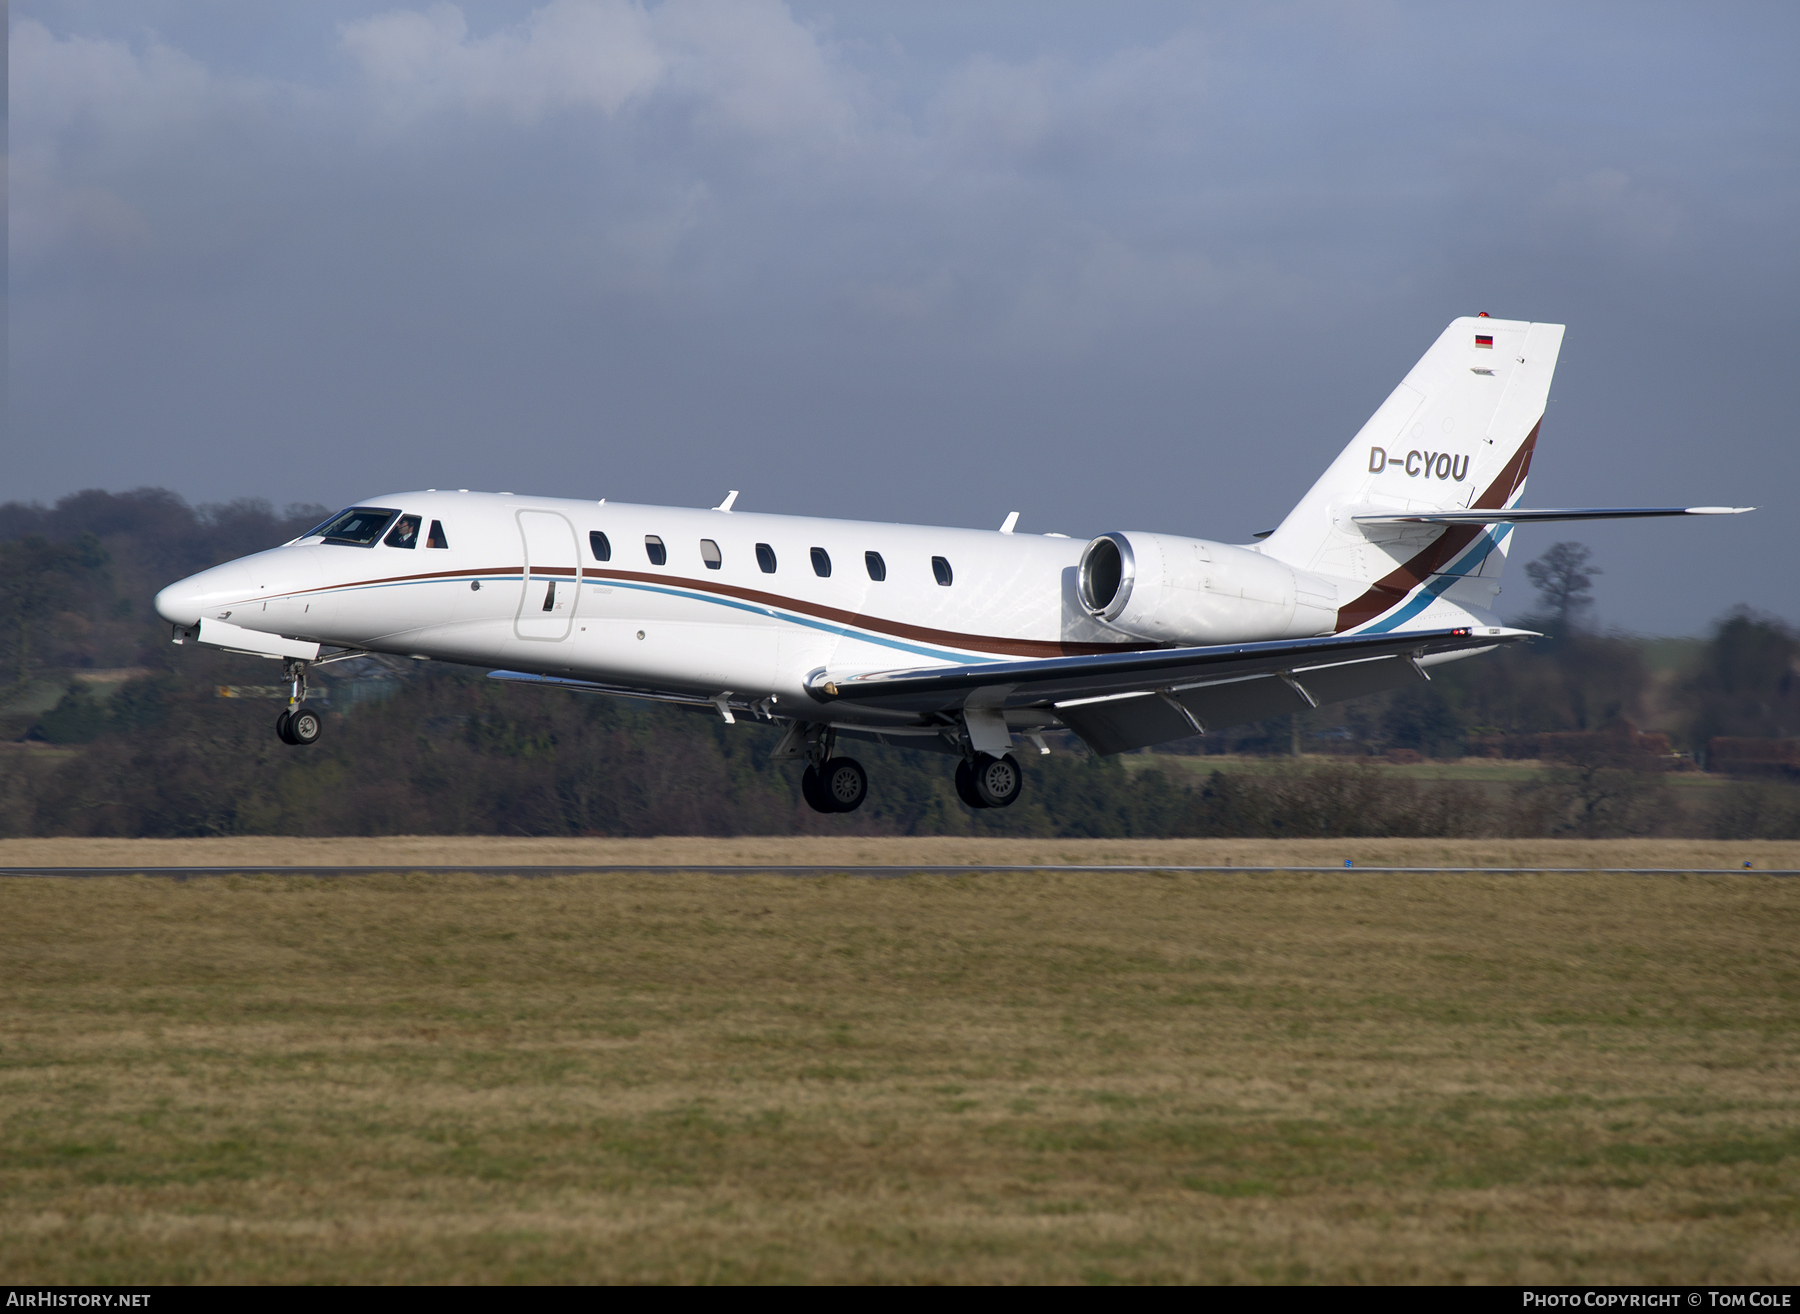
275,658,322,745
277,707,322,746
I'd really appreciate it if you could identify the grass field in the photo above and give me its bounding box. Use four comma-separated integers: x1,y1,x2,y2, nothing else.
3,858,1798,1283
4,834,1800,870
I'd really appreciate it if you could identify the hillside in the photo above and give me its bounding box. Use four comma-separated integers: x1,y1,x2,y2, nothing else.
4,489,1797,839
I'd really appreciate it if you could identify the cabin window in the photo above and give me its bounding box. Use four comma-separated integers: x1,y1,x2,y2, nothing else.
932,556,954,586
383,515,421,549
811,547,832,578
645,535,667,566
755,543,777,574
427,519,449,549
700,539,722,570
318,507,399,547
865,551,886,582
589,531,611,561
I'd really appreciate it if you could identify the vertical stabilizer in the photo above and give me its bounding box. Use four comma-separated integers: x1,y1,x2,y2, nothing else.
1258,316,1564,632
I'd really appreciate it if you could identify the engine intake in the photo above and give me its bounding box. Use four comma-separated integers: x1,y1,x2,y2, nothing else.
1076,531,1339,645
1077,533,1133,617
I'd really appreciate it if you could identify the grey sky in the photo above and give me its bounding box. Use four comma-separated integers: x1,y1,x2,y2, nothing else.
10,1,1798,633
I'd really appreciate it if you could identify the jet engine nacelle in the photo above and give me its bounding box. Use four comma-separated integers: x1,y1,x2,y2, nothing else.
1076,531,1339,645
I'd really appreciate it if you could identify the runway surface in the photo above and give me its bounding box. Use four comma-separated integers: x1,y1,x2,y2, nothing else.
2,864,1795,878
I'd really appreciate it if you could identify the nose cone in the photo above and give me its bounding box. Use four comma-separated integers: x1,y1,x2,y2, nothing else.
154,560,252,627
154,578,204,627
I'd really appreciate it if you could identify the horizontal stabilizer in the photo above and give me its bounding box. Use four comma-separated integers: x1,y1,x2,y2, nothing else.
1353,506,1753,526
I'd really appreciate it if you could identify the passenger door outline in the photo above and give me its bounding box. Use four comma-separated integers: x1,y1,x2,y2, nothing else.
514,510,580,642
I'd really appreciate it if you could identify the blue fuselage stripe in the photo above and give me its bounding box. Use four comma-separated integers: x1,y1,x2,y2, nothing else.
313,574,1002,663
1361,523,1513,634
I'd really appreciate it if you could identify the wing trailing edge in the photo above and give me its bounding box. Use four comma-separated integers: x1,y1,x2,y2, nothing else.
810,626,1535,753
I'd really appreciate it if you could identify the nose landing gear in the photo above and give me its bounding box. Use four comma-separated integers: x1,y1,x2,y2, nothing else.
275,658,321,746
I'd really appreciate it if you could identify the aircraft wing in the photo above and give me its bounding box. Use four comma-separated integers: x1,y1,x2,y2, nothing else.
809,626,1534,755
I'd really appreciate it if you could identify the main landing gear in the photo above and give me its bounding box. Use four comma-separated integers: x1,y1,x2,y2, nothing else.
786,725,870,813
275,658,321,746
803,756,868,814
781,723,1026,814
956,752,1023,809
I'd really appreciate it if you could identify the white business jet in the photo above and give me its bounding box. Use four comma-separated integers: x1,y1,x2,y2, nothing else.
154,316,1748,813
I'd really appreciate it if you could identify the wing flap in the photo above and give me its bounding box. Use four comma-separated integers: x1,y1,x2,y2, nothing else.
1173,673,1311,729
1290,652,1429,703
1055,692,1202,756
1053,653,1434,755
811,626,1528,720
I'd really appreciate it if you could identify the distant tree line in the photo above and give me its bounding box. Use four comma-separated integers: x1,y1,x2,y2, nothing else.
2,490,1797,839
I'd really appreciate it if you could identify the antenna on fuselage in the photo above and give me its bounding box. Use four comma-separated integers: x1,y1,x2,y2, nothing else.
715,491,739,512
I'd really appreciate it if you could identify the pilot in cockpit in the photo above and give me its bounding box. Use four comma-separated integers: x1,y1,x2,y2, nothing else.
384,514,421,549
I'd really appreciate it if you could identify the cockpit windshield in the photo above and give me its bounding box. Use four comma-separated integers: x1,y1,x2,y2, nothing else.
298,511,340,538
313,506,400,546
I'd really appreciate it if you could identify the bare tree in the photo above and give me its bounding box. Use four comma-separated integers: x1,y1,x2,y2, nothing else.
1524,541,1600,631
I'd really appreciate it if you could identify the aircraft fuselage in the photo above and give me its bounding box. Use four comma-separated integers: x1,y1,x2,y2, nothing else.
156,493,1156,715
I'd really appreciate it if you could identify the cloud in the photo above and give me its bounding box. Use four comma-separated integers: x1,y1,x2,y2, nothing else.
10,19,217,138
336,0,862,145
927,34,1208,173
9,22,190,272
15,2,1791,346
338,1,666,122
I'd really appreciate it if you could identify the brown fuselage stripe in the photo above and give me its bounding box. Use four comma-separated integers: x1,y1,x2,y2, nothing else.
256,563,1150,659
1333,418,1541,631
582,567,1151,658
